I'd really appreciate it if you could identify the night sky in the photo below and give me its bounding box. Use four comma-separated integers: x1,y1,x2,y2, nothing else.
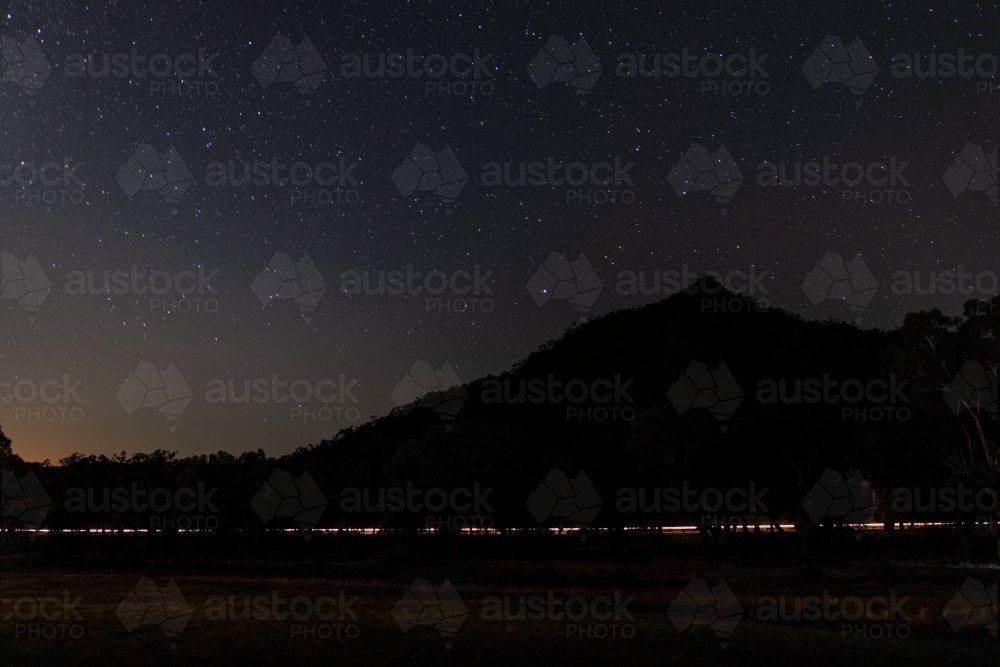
0,1,995,462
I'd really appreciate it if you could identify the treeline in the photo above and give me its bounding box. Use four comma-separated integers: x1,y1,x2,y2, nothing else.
2,283,997,555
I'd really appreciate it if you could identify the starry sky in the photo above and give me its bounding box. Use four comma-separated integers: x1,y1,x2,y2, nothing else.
0,1,995,463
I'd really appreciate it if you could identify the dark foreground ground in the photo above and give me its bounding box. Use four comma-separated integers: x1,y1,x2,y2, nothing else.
1,530,997,666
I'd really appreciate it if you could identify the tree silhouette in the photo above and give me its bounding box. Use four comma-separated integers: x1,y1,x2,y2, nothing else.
881,297,1000,555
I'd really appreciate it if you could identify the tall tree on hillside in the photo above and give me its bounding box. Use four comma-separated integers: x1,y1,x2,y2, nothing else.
882,297,1000,557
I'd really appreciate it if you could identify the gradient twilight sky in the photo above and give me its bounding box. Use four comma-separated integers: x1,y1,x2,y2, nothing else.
0,1,995,463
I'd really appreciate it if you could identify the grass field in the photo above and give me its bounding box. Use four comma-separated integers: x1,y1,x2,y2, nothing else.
1,533,996,666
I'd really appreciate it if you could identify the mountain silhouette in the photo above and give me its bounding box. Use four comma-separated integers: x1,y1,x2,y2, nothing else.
8,279,907,531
